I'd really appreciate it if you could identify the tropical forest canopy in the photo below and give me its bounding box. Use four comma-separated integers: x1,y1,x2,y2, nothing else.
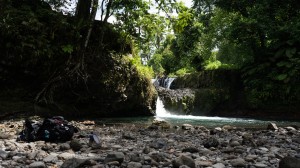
0,0,299,110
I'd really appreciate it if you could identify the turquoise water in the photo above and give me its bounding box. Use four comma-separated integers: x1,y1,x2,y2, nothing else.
95,115,300,129
95,97,300,129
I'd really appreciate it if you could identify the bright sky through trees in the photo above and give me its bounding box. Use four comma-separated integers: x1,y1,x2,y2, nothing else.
95,0,192,23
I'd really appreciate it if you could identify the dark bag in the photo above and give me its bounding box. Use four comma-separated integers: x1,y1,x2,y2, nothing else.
18,119,41,142
37,116,78,142
18,116,78,142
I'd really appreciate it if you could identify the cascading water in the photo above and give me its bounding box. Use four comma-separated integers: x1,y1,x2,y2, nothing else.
155,97,172,117
153,77,300,128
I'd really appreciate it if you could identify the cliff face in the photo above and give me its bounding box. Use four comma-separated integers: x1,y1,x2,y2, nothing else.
157,70,241,116
157,70,300,120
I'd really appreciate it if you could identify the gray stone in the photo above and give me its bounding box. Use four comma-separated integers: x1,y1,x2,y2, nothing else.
29,161,46,168
203,137,219,148
230,141,240,147
61,158,88,168
254,163,268,168
172,155,196,168
182,124,193,130
59,143,71,151
43,155,58,163
149,139,167,149
230,158,246,167
104,152,125,164
127,162,142,168
27,152,38,160
267,123,278,130
182,147,199,153
279,157,300,168
58,152,75,160
70,140,82,151
0,132,11,139
196,160,213,167
0,150,8,159
213,163,226,168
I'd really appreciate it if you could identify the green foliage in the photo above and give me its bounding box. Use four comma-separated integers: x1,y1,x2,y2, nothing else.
188,0,300,108
127,55,154,79
170,68,193,77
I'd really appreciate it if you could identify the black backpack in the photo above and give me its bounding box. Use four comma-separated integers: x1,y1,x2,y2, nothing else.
37,116,78,142
18,116,78,142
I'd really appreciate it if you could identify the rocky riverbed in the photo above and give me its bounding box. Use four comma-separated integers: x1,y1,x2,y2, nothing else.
0,117,300,168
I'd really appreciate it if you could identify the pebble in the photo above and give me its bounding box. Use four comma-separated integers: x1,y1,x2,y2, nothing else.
0,119,299,168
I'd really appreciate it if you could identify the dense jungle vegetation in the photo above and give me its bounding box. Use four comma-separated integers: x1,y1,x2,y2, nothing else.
0,0,299,117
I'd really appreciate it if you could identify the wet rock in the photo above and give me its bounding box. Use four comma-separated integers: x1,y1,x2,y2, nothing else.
0,133,12,139
122,133,136,140
182,147,199,153
203,137,219,148
196,160,213,167
254,163,268,168
70,140,82,151
104,152,125,164
230,140,240,147
182,124,193,130
28,161,46,168
172,155,196,168
61,158,88,168
229,158,246,167
58,152,75,160
0,149,8,159
127,162,142,168
279,157,300,168
43,154,58,163
149,139,167,149
27,151,38,160
212,163,225,168
59,143,71,151
267,123,278,130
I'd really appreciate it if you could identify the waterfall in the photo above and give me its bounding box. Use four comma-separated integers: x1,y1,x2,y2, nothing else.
153,77,175,89
153,77,176,117
165,78,175,89
155,97,172,117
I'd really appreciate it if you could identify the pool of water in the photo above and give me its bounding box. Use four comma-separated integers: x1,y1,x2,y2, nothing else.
95,115,300,129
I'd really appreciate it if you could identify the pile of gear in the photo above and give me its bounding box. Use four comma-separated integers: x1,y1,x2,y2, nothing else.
18,116,78,142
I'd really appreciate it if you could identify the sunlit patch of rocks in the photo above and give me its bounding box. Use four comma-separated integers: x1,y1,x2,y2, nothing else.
0,117,299,168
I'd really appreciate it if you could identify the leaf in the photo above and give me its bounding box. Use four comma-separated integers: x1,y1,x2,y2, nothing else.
61,45,73,54
275,49,284,58
276,61,287,67
276,74,287,81
285,48,295,58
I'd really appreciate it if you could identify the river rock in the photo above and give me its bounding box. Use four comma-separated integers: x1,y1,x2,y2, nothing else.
61,158,88,168
182,147,199,153
104,152,125,164
59,143,71,151
58,152,75,160
172,155,196,168
267,123,278,130
196,160,213,167
70,139,82,151
279,157,300,168
127,162,142,168
182,124,193,130
229,158,246,167
43,154,58,163
213,162,226,168
254,163,268,168
203,137,219,148
0,149,8,159
28,161,46,168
